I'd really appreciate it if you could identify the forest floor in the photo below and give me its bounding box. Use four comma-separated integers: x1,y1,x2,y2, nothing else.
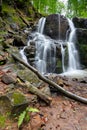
0,62,87,130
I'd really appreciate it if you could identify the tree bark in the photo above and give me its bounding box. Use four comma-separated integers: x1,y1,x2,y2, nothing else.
12,53,87,104
19,81,52,105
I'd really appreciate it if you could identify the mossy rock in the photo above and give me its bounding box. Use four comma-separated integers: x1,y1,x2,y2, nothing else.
0,90,28,115
0,96,11,114
7,91,27,106
7,90,28,114
17,67,41,85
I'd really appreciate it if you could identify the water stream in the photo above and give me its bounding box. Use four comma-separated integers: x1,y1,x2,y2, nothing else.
67,19,80,71
20,15,81,75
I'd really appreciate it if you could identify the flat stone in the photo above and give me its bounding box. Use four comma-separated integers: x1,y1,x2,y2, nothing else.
1,73,16,84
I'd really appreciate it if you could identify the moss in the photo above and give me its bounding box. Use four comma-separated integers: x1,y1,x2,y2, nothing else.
8,91,27,106
0,114,6,128
2,3,26,27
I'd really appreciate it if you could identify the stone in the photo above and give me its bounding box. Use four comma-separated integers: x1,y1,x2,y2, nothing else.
44,14,69,40
1,73,17,84
40,85,51,96
73,17,87,29
0,95,12,114
76,28,87,45
13,36,25,47
7,90,29,114
76,28,87,67
0,91,29,115
30,114,44,130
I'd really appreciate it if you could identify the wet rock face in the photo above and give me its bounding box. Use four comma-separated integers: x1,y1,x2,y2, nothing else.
76,28,87,45
44,14,69,40
73,17,87,29
24,41,36,64
74,18,87,68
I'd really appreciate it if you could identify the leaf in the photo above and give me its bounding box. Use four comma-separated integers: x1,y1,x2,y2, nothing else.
28,107,39,113
18,111,26,128
25,113,30,122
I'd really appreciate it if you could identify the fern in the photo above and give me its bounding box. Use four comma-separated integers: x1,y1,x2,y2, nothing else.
18,111,26,128
18,107,39,128
27,107,39,113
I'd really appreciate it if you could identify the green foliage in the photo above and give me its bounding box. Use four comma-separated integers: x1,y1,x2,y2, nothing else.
18,107,39,128
67,0,87,17
0,114,6,128
18,111,26,128
28,107,39,112
32,0,65,15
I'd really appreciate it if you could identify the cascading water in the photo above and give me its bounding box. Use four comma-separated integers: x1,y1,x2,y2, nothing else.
20,15,81,75
34,17,56,74
20,47,28,64
57,14,66,72
60,42,66,72
38,17,46,34
67,19,80,71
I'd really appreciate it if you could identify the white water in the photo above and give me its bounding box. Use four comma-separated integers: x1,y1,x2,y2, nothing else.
20,47,28,64
60,41,66,72
34,33,56,74
20,16,81,75
38,17,46,34
67,19,80,71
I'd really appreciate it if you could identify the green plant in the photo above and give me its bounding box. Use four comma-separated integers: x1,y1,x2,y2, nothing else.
18,107,39,128
0,114,6,128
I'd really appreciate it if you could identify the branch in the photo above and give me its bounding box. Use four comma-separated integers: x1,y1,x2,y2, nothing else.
12,53,87,104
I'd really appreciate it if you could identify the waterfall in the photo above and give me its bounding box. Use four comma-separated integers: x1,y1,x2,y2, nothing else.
20,15,81,75
60,42,65,72
67,19,80,71
34,17,56,74
38,17,46,34
20,47,28,64
57,14,65,72
34,33,56,74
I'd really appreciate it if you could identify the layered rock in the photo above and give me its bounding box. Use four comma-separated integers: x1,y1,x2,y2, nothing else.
73,17,87,29
73,17,87,68
44,14,69,40
76,28,87,67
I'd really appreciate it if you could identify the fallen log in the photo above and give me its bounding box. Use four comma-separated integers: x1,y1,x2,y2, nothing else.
19,81,52,105
12,53,87,104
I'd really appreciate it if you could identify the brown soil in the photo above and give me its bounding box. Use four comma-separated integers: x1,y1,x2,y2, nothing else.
0,65,87,130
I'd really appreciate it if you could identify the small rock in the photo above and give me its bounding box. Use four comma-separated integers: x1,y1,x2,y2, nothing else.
1,73,17,84
30,114,44,130
40,85,51,96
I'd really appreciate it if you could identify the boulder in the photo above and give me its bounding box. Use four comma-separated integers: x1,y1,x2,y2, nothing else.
76,28,87,67
24,42,36,64
0,91,28,115
72,17,87,29
76,28,87,45
13,36,25,47
44,14,69,40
